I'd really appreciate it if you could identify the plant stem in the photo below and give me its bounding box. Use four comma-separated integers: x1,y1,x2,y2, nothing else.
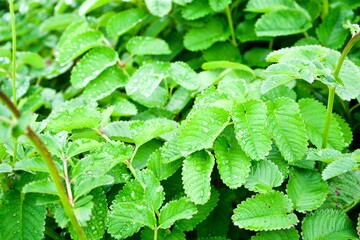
9,0,18,165
225,6,237,47
62,156,74,206
322,31,360,149
321,0,329,20
153,226,158,240
0,90,87,240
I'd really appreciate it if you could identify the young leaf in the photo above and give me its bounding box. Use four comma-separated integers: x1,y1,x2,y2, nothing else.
251,228,300,240
78,0,111,15
209,0,231,11
255,9,312,37
22,180,58,195
232,191,298,231
40,13,81,31
182,150,215,204
214,136,251,189
298,98,346,151
158,197,197,229
267,97,308,162
165,87,192,114
66,139,102,158
129,85,168,108
245,0,295,13
126,36,171,55
70,46,118,89
316,4,353,49
178,107,229,156
145,0,172,17
126,62,170,98
184,19,228,51
322,157,356,180
0,191,46,240
73,175,114,200
57,30,103,65
112,97,138,117
301,209,358,240
82,66,128,102
0,162,12,173
245,160,284,193
107,8,147,37
286,168,328,212
181,0,212,20
14,156,50,173
137,169,165,212
232,100,272,160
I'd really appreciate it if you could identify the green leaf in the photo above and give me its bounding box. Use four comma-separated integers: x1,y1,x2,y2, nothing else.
73,196,94,226
232,100,272,160
22,180,58,195
107,202,156,237
137,169,165,212
169,62,200,90
0,191,46,240
14,157,49,173
73,175,114,200
145,0,172,17
321,170,360,210
147,149,182,180
267,97,308,162
214,136,251,189
181,0,212,20
245,0,295,13
158,197,197,229
178,107,229,156
202,61,255,78
182,150,215,204
184,19,228,51
209,0,231,11
126,36,171,55
70,46,117,89
245,160,284,193
255,9,312,37
302,209,358,240
236,19,272,43
298,98,346,151
232,191,298,231
316,4,353,49
333,114,352,148
56,30,103,65
218,78,247,103
286,168,328,212
46,105,102,132
126,62,170,97
82,66,128,101
17,52,45,69
176,188,219,231
322,157,356,180
111,97,138,117
70,188,107,240
251,228,300,240
165,87,192,114
79,0,114,15
0,162,12,173
40,13,81,31
107,8,147,37
129,85,168,108
66,139,102,158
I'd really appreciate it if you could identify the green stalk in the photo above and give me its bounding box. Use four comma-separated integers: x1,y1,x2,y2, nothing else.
0,90,87,240
321,0,329,20
9,0,18,165
225,6,237,47
322,32,360,148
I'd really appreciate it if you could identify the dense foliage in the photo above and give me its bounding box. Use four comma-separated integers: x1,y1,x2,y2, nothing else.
0,0,360,239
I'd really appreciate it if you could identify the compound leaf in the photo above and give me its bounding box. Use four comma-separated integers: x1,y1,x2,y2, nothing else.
267,97,308,162
301,209,358,240
178,107,229,156
232,100,272,160
107,8,147,37
245,160,284,193
145,0,172,17
214,136,251,189
0,191,46,240
182,150,215,205
126,36,171,55
158,197,197,229
286,168,328,212
70,46,118,89
232,191,298,231
255,9,312,37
